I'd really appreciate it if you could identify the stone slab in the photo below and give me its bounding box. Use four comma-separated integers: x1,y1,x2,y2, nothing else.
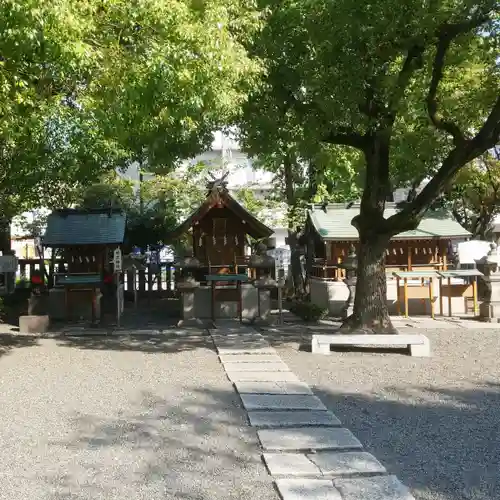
235,381,313,395
223,362,290,373
214,340,268,346
19,315,50,334
227,371,300,382
334,475,415,500
216,346,276,355
248,410,341,428
275,479,341,500
212,334,265,341
307,451,386,476
258,427,363,451
311,334,430,357
219,354,282,363
241,394,327,411
263,453,321,476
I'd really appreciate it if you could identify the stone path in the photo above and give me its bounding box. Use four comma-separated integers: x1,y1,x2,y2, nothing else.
210,323,416,500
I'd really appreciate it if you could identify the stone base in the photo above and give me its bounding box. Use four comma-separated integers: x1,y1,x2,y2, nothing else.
19,315,50,334
311,333,430,357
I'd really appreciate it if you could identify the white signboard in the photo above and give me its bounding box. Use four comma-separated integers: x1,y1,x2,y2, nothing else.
458,240,491,265
113,248,123,272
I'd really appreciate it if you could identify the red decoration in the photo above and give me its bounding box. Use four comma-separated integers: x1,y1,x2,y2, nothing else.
103,274,114,284
31,275,43,285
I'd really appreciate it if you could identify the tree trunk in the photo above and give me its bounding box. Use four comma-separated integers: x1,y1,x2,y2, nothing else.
0,217,11,254
283,155,305,296
340,133,398,334
340,229,396,334
287,229,305,297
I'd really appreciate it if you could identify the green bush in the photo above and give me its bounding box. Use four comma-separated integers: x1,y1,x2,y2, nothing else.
289,300,328,322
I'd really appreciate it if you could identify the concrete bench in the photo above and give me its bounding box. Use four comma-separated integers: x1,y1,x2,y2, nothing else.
311,334,430,357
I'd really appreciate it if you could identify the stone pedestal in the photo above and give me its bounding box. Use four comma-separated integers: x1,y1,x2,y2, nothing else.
340,277,357,319
477,243,500,323
19,315,50,334
177,278,202,326
479,275,500,322
253,276,276,324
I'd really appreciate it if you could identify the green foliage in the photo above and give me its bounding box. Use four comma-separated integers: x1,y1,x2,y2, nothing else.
0,0,263,229
444,150,500,239
289,300,328,322
245,0,499,229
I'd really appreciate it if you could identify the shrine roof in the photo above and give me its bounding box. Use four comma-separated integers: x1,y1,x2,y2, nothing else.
42,209,126,247
308,203,470,241
169,186,273,240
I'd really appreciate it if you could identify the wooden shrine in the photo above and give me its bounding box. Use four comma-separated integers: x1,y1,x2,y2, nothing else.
306,203,475,317
305,203,470,280
169,175,274,320
42,208,126,323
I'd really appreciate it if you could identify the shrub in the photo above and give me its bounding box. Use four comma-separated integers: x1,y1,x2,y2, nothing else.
289,300,328,322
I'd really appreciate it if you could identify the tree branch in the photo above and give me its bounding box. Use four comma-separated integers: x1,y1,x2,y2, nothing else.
467,95,500,158
388,44,425,117
426,15,492,145
322,127,367,150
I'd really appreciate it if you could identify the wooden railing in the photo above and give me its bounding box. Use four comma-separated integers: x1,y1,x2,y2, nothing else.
311,259,446,281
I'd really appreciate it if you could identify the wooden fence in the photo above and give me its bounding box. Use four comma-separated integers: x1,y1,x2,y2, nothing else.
15,259,178,297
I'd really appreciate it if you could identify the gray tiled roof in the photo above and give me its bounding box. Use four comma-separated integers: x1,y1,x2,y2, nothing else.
43,210,126,246
309,203,470,240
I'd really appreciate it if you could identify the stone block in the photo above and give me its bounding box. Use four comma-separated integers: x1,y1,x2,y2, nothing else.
275,479,341,500
263,453,320,476
235,381,313,395
258,427,363,451
224,362,290,373
216,345,276,355
241,394,327,411
311,334,430,357
219,354,282,363
307,451,386,476
18,315,50,334
228,371,300,382
334,475,415,500
248,410,341,428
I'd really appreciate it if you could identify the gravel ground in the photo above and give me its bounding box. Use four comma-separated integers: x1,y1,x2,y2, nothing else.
272,327,500,500
0,330,277,500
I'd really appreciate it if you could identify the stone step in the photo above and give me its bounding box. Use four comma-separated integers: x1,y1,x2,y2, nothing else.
264,450,386,478
308,451,387,476
227,371,300,382
235,381,313,395
216,346,277,355
223,362,290,373
258,427,363,452
248,410,341,428
334,475,415,500
219,354,283,363
241,394,327,411
275,478,341,500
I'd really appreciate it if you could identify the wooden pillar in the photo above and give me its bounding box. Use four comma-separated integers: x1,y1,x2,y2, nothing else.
404,277,409,317
407,243,412,271
428,277,434,319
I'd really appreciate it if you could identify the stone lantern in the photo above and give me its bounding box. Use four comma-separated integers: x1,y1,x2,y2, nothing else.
478,243,500,323
249,242,276,323
174,246,202,325
338,246,357,319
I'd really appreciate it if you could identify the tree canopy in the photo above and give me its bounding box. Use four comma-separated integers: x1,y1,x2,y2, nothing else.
0,0,263,252
444,149,500,239
245,0,499,331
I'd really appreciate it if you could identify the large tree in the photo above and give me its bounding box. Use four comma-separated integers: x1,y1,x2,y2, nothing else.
1,0,262,251
249,0,499,333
